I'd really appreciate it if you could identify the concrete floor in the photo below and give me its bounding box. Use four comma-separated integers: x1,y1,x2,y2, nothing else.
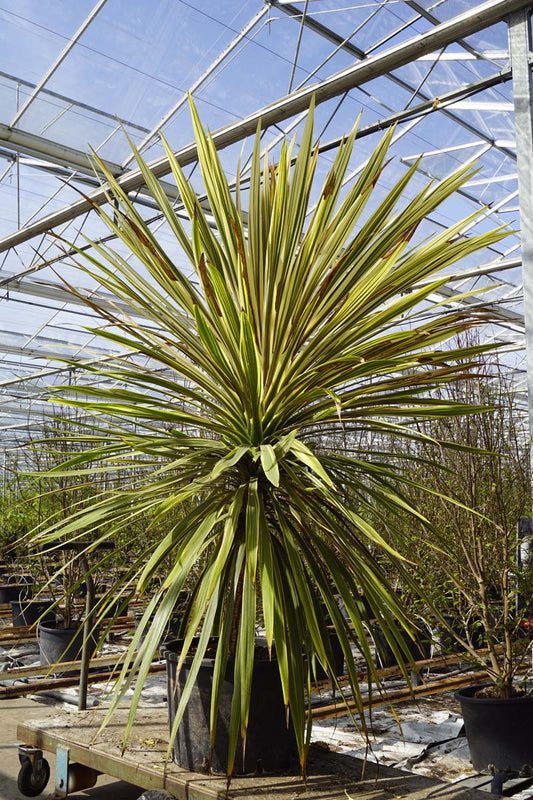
0,697,143,799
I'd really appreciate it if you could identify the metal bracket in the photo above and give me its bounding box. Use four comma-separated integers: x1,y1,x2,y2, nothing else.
54,745,70,797
18,745,44,770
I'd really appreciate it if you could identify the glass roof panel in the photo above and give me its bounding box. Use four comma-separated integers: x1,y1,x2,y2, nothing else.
0,2,95,82
0,0,531,447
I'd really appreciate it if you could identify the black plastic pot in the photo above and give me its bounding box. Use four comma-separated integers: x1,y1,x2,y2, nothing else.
312,632,345,681
431,614,465,655
7,573,34,585
0,583,33,604
38,621,100,674
96,595,129,619
134,593,189,649
372,624,431,668
456,684,533,773
164,638,297,774
432,615,485,655
11,598,55,627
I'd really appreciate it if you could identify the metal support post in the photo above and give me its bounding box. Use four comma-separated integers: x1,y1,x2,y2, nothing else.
78,552,96,712
55,745,70,797
509,8,533,494
516,517,533,613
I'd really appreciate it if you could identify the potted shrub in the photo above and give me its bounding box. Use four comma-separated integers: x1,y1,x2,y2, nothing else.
14,419,130,683
381,356,533,773
34,543,101,678
22,98,507,776
0,473,38,605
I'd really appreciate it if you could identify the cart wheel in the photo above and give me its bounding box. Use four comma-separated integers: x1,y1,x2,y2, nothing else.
17,757,50,797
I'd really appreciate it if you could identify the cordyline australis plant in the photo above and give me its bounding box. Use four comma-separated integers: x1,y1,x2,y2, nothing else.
27,97,507,775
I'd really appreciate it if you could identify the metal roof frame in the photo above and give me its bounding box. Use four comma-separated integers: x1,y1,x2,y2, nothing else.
0,0,527,254
0,0,532,451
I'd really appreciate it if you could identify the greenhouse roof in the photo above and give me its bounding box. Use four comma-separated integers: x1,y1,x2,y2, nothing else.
1,0,532,452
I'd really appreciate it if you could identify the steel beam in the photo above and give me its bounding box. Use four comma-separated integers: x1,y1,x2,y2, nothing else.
0,123,182,201
270,0,518,164
0,329,115,361
314,68,513,155
0,403,53,419
509,8,533,473
405,0,487,61
413,257,522,288
2,257,520,322
433,284,525,328
0,270,150,317
4,153,197,222
269,0,514,173
0,0,529,254
415,51,508,61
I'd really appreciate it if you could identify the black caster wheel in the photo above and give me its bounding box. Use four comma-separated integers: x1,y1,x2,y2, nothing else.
17,756,50,797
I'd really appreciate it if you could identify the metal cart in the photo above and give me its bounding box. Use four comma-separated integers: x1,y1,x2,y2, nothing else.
17,706,492,800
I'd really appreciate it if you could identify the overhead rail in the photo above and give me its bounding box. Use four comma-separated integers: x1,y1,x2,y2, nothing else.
2,258,522,315
0,123,182,201
0,66,511,284
0,69,150,134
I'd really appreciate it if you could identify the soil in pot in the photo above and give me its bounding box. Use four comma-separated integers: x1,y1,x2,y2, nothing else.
11,598,55,627
456,683,533,772
38,621,100,674
372,623,431,668
164,637,297,775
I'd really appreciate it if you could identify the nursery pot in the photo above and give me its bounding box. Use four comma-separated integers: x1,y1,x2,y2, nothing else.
455,684,533,772
38,621,100,674
8,573,34,585
0,583,33,604
312,601,347,680
134,593,189,649
11,598,55,627
372,623,431,668
431,615,466,656
312,631,345,681
163,637,297,774
432,616,485,655
96,595,129,619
